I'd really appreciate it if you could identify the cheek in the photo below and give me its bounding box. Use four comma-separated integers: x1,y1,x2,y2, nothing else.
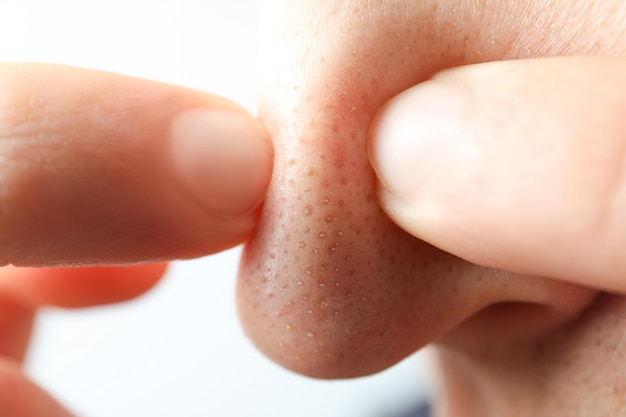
236,0,603,379
435,296,626,416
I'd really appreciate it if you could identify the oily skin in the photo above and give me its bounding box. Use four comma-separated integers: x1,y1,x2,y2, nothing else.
237,1,626,415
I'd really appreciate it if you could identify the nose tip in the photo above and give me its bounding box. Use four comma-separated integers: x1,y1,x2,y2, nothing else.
235,3,597,379
235,84,488,377
235,87,597,378
237,130,424,378
236,4,470,378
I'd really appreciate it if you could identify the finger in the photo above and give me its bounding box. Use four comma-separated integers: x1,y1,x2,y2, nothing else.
369,57,626,294
0,264,166,309
0,264,165,362
0,358,75,417
0,292,33,362
0,63,273,267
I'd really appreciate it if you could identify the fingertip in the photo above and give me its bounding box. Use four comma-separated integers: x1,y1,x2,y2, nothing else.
368,78,469,245
371,57,626,293
369,80,465,200
170,108,273,217
0,64,274,265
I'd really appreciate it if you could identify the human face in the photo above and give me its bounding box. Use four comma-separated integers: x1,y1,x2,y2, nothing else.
237,1,626,415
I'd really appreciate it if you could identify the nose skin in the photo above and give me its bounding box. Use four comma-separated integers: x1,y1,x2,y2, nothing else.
237,1,597,379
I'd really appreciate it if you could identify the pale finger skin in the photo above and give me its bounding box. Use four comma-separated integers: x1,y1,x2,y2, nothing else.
0,64,273,266
370,57,626,295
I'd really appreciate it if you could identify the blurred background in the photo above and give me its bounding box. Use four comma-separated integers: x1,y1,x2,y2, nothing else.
0,1,434,416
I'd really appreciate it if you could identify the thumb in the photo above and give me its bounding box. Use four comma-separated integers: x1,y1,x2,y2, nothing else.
369,57,626,294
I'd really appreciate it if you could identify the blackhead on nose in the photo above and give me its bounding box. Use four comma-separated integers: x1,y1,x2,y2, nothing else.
236,1,596,379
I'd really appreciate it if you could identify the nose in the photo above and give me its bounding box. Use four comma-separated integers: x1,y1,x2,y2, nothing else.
237,2,596,379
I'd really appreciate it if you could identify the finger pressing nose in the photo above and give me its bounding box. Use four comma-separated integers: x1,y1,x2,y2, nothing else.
0,64,273,266
370,57,626,294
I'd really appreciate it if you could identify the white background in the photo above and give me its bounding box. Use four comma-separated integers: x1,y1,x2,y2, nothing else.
0,1,434,416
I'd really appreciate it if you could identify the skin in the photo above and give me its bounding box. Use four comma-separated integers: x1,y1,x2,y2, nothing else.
236,1,626,416
2,1,626,416
0,64,272,266
0,264,167,416
0,65,272,414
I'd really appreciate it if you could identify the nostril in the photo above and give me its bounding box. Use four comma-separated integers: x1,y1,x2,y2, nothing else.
441,289,599,347
235,88,599,378
235,102,460,378
234,86,597,378
463,302,579,339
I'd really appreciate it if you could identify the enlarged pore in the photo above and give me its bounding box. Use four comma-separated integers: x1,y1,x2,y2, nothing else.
237,2,504,379
236,90,473,378
236,1,599,379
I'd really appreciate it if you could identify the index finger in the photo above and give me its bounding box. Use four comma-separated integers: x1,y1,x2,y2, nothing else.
0,64,273,266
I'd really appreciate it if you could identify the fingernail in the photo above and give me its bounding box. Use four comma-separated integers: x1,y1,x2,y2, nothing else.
170,108,273,216
369,81,465,197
